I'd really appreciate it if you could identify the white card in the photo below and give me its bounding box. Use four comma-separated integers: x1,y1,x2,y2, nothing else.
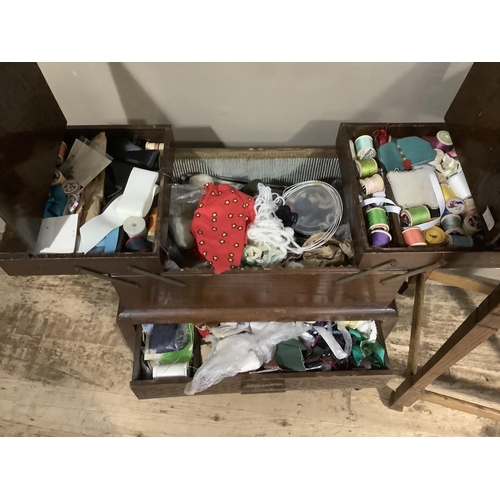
35,214,79,254
483,206,495,231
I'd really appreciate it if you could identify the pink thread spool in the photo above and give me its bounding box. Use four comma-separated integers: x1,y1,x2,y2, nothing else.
359,173,384,196
403,227,426,247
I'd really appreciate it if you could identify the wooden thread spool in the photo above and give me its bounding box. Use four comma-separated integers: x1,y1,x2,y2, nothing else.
400,205,431,227
356,158,378,178
403,227,426,247
365,207,389,231
355,135,376,160
359,173,384,195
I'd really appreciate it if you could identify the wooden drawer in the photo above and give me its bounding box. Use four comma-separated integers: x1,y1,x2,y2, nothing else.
336,64,500,269
128,319,393,400
111,265,407,314
0,65,174,276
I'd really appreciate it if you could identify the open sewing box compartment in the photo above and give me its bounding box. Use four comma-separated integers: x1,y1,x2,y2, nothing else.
0,63,172,277
111,147,409,314
337,63,500,270
116,305,395,399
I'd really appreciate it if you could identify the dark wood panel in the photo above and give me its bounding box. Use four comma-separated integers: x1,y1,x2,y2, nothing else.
112,266,405,312
0,63,67,250
445,62,500,240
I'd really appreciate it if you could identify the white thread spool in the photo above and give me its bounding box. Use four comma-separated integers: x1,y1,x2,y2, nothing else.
448,171,472,200
123,216,146,238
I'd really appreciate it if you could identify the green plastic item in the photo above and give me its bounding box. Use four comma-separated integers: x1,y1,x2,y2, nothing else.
275,339,307,372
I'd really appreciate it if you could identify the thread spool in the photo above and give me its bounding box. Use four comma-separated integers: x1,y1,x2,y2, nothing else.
355,135,376,160
370,229,392,248
356,158,378,178
62,180,82,196
441,214,463,234
440,183,455,202
52,169,67,186
423,227,446,247
403,227,426,247
462,213,483,235
447,235,473,248
57,142,67,166
400,206,431,227
123,216,146,238
147,208,158,243
366,207,389,231
444,198,465,216
359,173,384,195
145,142,164,151
463,197,478,215
436,130,453,148
349,140,357,161
448,171,472,200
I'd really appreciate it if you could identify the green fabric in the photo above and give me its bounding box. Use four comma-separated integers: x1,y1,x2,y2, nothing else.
348,327,386,368
275,339,307,371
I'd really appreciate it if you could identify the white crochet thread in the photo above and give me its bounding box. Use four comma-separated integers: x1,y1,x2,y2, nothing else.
247,183,342,257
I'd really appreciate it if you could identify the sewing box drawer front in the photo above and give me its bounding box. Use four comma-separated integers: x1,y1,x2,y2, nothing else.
337,122,500,270
128,319,392,400
110,264,407,315
0,124,173,276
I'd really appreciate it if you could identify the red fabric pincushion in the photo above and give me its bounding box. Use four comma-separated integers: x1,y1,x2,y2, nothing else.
190,183,255,274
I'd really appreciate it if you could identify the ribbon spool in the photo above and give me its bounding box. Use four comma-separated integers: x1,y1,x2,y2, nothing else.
444,197,465,216
360,173,384,195
370,229,392,248
441,214,463,234
423,226,446,247
447,235,473,248
366,207,389,231
356,158,378,178
440,183,455,202
355,135,376,160
463,213,483,235
400,206,431,227
437,130,453,148
62,180,82,196
403,227,426,247
123,216,146,238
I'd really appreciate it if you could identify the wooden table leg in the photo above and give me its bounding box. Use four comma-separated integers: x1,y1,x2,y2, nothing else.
391,283,500,408
407,273,426,376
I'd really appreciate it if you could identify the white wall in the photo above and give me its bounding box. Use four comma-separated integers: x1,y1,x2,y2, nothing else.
39,62,472,147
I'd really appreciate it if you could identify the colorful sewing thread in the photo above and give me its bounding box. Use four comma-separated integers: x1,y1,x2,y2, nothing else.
423,226,446,247
356,158,378,178
436,130,453,147
447,235,473,248
366,207,389,231
400,205,431,227
355,135,376,160
444,197,465,216
440,183,455,202
403,227,426,247
370,229,392,248
359,173,384,195
462,213,483,235
441,214,463,234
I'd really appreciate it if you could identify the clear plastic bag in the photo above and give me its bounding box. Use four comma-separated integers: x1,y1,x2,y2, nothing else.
184,321,310,395
169,185,205,249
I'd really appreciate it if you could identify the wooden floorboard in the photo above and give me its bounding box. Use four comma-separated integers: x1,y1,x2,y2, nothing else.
1,269,499,436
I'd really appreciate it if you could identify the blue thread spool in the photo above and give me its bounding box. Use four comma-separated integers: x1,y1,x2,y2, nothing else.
355,135,376,160
447,235,473,248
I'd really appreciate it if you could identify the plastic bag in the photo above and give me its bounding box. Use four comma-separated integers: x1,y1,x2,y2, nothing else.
184,321,310,395
169,185,205,249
